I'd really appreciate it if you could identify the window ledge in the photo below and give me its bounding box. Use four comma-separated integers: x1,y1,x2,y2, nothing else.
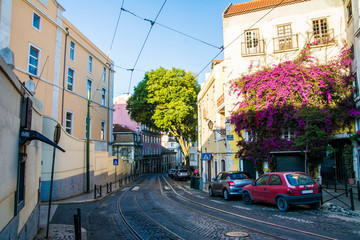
241,52,266,57
274,48,299,54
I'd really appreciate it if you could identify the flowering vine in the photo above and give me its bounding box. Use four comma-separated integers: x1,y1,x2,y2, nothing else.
229,44,358,173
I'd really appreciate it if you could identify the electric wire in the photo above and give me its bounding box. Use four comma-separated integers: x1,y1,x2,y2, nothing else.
127,0,167,94
195,0,286,79
110,0,125,51
121,7,221,50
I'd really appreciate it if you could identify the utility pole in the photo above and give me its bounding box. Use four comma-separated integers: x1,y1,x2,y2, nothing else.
86,90,90,192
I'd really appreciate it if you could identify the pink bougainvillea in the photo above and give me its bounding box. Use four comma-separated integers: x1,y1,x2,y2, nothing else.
229,44,358,172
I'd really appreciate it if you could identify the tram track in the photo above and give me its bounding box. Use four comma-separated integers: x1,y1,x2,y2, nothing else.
115,175,184,240
160,175,339,240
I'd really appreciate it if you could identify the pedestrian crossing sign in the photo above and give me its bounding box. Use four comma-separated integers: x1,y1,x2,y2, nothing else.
202,153,211,161
113,159,119,166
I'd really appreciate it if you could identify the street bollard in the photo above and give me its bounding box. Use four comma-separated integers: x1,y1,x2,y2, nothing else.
350,187,355,211
357,181,360,201
345,179,348,197
320,186,323,205
73,208,81,240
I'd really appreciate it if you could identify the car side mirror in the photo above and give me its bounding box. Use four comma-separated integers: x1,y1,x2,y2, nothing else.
252,180,256,186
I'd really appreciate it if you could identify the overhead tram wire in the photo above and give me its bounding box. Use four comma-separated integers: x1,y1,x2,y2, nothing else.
110,0,125,52
127,0,167,94
195,0,286,79
121,7,221,50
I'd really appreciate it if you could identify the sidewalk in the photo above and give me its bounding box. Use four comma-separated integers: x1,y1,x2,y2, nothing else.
35,179,133,240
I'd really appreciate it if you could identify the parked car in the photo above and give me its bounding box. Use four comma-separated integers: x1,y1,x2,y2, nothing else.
242,172,321,212
209,171,253,200
174,169,190,181
168,169,177,178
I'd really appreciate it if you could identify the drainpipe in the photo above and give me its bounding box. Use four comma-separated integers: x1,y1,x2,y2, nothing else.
61,27,69,126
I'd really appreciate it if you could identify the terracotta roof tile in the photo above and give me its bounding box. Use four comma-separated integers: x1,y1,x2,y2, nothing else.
224,0,310,18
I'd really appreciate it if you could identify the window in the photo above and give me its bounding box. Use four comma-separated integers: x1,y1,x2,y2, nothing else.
70,41,75,61
85,116,92,139
28,45,40,75
277,25,292,50
347,1,353,22
65,111,73,134
255,174,269,185
312,19,331,44
87,79,92,99
89,56,93,72
245,29,259,53
101,121,106,140
221,159,226,172
32,12,41,31
103,67,106,82
16,154,26,213
101,87,106,105
67,68,74,91
281,128,294,140
269,175,282,185
354,73,359,96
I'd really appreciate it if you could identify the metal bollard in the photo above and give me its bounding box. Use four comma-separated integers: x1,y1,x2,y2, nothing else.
320,186,323,205
73,208,81,240
94,185,97,199
357,181,360,201
345,179,348,197
350,187,355,211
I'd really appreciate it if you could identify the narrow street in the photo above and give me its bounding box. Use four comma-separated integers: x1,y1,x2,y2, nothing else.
48,174,360,240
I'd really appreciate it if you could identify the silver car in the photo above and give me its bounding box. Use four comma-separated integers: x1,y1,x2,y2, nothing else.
209,171,253,200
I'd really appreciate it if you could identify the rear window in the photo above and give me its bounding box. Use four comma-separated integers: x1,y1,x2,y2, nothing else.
286,174,315,186
229,173,252,180
179,170,188,173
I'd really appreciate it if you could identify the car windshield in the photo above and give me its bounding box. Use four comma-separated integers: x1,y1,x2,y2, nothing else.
286,174,315,186
229,173,251,180
179,170,188,173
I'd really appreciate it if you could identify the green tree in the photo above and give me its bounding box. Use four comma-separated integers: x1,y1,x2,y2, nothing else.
128,67,200,170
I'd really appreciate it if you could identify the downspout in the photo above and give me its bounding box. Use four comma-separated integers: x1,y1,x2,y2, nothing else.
61,27,69,126
107,61,113,152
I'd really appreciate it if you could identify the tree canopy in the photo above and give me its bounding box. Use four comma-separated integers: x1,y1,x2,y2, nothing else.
127,67,200,169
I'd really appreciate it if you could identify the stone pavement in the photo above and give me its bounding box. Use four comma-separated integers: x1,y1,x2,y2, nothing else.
35,180,129,240
35,176,360,239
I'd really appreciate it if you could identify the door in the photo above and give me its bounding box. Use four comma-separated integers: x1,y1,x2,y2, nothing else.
266,174,283,204
212,173,223,194
251,174,269,202
245,29,260,54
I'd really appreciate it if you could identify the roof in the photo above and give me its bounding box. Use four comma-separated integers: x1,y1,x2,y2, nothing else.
211,59,223,69
223,0,310,18
113,124,135,133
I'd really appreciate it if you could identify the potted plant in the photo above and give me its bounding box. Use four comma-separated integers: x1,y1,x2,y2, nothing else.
350,130,360,144
343,144,355,185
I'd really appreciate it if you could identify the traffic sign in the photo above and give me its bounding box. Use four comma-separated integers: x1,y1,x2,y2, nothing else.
113,159,119,166
202,153,211,161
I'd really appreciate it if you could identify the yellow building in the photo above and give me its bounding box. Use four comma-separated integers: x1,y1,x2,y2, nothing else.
1,0,113,142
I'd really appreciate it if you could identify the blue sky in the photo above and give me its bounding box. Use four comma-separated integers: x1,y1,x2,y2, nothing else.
59,0,248,97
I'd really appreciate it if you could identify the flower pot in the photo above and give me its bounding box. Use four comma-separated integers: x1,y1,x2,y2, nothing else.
348,178,355,185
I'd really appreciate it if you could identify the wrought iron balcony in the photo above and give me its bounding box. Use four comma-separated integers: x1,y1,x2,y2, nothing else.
309,28,335,45
273,34,299,52
241,39,265,56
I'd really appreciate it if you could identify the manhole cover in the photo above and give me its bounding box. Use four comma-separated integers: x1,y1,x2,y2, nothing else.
226,232,249,237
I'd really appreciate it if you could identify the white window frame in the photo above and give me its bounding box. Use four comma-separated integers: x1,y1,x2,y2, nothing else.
85,116,92,139
87,78,93,99
101,121,106,140
70,41,75,61
32,11,41,31
89,55,93,73
28,43,41,76
101,87,107,105
67,67,75,91
65,110,74,135
103,67,106,82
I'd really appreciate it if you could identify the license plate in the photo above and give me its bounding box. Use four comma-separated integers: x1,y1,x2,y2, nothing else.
301,190,313,194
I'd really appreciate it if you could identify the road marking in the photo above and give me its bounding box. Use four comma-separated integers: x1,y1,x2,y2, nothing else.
121,187,130,191
211,200,224,204
164,186,170,190
132,186,139,191
274,214,314,224
232,205,252,210
194,195,205,199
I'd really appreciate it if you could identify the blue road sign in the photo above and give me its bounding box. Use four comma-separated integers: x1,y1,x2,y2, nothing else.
113,159,119,166
202,153,211,161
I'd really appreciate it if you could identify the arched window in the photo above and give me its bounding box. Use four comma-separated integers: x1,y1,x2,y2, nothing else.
221,159,226,172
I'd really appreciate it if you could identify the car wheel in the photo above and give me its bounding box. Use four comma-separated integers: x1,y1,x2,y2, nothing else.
243,192,253,205
223,189,231,201
277,196,289,212
209,187,214,197
309,202,320,209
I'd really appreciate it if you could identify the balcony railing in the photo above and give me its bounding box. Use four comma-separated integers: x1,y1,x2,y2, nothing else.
241,39,265,56
273,34,299,52
309,29,335,45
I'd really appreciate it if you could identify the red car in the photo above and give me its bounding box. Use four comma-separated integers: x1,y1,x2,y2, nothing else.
242,172,321,211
